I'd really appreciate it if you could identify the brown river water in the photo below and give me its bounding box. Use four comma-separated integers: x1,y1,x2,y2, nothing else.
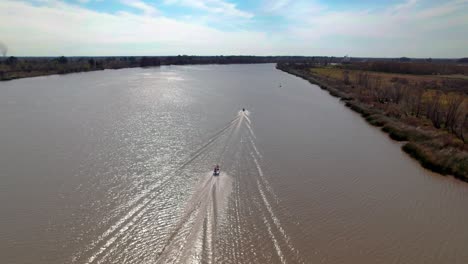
1,64,468,264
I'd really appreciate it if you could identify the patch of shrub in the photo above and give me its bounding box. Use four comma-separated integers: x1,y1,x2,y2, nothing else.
328,89,341,97
403,143,468,180
382,125,409,141
365,114,388,127
402,143,446,174
450,155,468,180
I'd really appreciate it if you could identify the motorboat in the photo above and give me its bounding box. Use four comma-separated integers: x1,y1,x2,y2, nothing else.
213,165,220,176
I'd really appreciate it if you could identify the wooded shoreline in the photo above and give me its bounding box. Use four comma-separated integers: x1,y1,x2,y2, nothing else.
2,55,466,81
276,62,467,181
0,56,324,81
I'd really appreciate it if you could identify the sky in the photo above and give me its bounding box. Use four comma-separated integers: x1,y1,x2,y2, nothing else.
0,0,467,57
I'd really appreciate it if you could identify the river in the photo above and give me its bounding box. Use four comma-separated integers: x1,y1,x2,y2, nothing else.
1,64,468,263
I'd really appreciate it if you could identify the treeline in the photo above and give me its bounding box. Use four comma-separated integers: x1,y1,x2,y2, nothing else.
0,55,327,81
352,72,467,141
346,61,468,75
0,56,137,80
285,61,468,94
2,55,466,81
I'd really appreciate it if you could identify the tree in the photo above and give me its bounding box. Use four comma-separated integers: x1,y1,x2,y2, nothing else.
369,76,386,103
399,57,411,62
88,59,95,68
342,70,351,85
57,56,68,64
425,90,443,128
140,56,161,67
6,56,17,65
407,85,424,118
389,78,407,104
457,58,468,64
444,93,465,133
357,72,370,88
458,114,468,142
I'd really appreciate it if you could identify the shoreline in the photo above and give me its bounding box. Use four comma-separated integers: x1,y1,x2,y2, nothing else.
0,62,270,82
0,56,319,81
276,63,467,182
0,63,250,82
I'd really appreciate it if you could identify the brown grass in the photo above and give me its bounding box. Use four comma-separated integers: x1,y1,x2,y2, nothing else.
310,67,468,94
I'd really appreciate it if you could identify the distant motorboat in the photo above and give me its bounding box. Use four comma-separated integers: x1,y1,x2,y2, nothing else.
213,165,220,176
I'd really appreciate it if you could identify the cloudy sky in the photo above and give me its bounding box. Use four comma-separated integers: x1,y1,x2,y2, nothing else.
0,0,467,57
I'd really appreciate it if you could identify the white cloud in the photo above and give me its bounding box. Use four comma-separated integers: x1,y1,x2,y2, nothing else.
278,0,468,57
0,0,467,57
264,0,325,16
121,0,159,16
163,0,253,18
391,0,419,14
0,0,269,56
264,0,291,11
74,0,104,3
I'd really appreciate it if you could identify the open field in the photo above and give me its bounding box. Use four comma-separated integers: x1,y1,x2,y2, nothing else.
310,67,468,94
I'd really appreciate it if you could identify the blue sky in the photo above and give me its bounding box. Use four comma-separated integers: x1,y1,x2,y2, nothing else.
0,0,467,57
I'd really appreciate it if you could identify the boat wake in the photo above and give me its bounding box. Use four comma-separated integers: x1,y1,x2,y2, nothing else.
72,111,304,264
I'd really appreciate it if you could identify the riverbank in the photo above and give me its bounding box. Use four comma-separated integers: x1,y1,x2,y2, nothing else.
0,56,322,81
276,63,468,181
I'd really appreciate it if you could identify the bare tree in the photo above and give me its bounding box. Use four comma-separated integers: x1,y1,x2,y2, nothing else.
425,90,443,128
411,86,424,118
444,93,465,133
389,78,408,104
458,113,468,142
370,77,387,104
343,70,351,85
357,72,369,88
